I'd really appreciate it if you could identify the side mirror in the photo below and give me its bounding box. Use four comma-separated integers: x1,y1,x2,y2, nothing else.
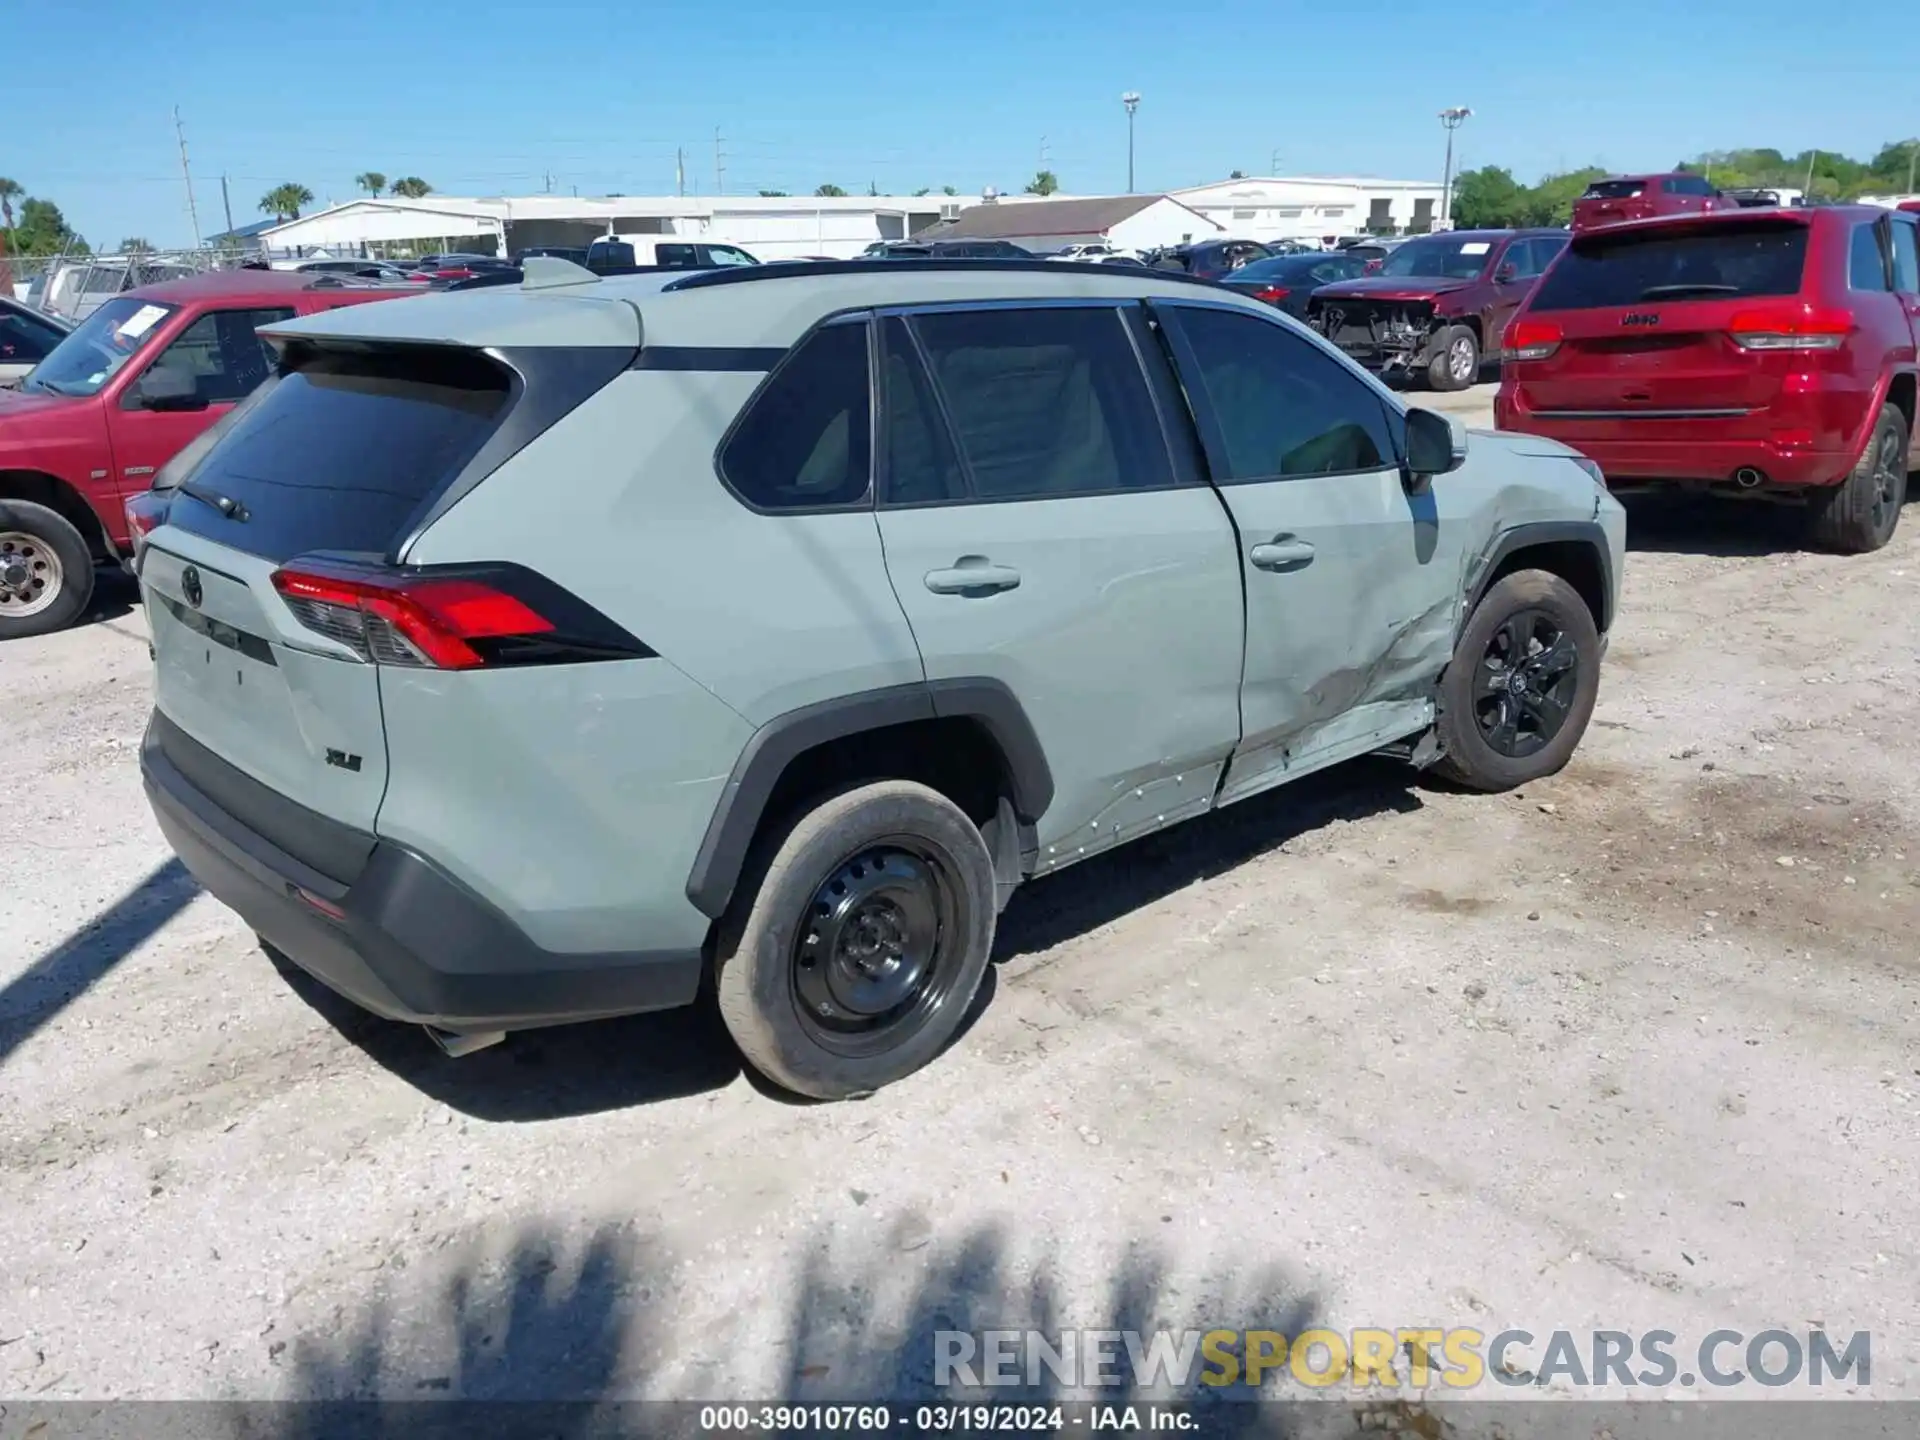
134,368,205,412
1403,407,1467,494
1495,263,1519,284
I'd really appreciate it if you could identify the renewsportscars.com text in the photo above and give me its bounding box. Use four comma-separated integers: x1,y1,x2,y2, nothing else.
933,1326,1871,1391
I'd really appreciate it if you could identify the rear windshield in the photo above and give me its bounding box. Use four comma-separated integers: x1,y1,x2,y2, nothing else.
1529,221,1810,311
163,344,513,561
1581,180,1648,200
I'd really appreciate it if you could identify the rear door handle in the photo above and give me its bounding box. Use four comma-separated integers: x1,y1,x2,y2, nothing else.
1249,537,1316,572
924,559,1021,595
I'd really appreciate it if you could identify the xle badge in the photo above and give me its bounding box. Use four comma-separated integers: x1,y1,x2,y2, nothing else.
325,749,364,773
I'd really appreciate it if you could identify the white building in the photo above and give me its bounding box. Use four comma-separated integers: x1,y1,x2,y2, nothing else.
1171,176,1446,245
924,194,1223,253
255,193,970,261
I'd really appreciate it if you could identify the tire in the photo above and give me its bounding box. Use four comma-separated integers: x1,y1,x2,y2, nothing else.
1426,324,1480,392
1431,569,1603,792
1807,404,1907,554
714,780,997,1100
0,500,95,641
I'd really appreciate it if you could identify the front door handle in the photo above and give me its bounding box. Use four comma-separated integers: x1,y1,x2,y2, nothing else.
924,559,1022,595
1249,537,1316,572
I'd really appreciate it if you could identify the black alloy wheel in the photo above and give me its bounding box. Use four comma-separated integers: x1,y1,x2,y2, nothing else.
791,840,965,1059
1472,610,1581,759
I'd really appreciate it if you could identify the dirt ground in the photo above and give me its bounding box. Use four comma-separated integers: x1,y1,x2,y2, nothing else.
3,383,1917,1411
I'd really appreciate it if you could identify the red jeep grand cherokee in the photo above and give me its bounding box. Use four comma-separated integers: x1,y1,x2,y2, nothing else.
0,270,409,638
1496,205,1918,553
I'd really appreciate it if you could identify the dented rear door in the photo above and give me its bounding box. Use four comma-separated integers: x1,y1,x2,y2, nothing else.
1153,301,1467,804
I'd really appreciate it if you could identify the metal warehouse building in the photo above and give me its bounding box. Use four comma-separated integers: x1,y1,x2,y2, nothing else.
255,194,969,261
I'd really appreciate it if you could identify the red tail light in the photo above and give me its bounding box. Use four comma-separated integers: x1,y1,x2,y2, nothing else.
1504,317,1563,362
1251,286,1290,304
270,561,652,670
124,490,168,546
1727,303,1853,351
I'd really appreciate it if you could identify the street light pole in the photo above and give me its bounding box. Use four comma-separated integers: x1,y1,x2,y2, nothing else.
1122,92,1141,193
1437,106,1471,227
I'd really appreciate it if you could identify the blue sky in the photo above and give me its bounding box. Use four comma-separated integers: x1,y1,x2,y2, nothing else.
10,0,1909,249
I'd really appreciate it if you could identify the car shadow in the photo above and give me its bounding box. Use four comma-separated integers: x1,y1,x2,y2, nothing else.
265,944,743,1123
1619,490,1825,556
271,757,1423,1120
994,756,1422,965
82,563,139,627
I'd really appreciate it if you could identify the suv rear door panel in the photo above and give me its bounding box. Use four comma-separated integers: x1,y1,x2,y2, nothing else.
873,304,1244,869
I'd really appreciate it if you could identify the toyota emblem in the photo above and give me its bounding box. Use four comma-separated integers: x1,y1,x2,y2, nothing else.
181,565,203,609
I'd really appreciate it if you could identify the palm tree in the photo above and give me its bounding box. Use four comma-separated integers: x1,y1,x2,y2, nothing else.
814,183,847,197
258,183,314,221
355,171,387,198
0,177,21,232
390,177,432,199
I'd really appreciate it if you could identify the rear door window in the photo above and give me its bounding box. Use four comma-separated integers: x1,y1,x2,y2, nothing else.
658,243,702,267
1891,219,1920,295
1582,180,1647,200
162,344,513,560
1849,221,1892,292
719,321,872,511
906,305,1173,501
1529,222,1810,310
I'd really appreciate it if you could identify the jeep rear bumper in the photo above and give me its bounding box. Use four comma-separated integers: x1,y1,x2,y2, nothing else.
141,714,703,1036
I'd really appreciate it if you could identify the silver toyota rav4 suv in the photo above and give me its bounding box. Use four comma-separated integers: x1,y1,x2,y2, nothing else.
137,257,1626,1099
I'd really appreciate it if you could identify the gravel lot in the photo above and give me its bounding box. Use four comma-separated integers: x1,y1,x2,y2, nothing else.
3,382,1917,1411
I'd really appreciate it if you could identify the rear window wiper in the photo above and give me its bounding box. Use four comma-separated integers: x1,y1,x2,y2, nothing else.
176,480,250,523
1638,283,1740,299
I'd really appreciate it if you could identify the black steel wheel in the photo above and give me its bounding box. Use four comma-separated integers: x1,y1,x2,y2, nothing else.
715,780,997,1099
791,840,967,1059
1432,569,1602,792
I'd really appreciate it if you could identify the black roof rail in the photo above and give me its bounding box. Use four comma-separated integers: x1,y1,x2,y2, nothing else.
658,257,1231,293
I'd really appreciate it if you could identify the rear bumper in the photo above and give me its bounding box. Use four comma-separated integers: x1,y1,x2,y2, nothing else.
140,714,703,1035
1492,400,1854,488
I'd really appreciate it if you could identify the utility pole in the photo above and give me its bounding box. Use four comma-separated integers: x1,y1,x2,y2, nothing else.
1270,148,1281,176
543,170,554,194
677,148,685,198
1804,149,1818,198
1121,92,1141,193
1040,135,1050,171
1907,141,1917,196
173,105,203,250
1437,106,1472,227
714,128,725,196
219,174,234,239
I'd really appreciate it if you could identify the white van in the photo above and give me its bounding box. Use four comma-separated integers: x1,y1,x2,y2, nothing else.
584,235,759,269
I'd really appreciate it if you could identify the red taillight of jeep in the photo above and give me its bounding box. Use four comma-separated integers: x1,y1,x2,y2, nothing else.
270,562,653,669
1727,303,1853,352
1504,317,1563,362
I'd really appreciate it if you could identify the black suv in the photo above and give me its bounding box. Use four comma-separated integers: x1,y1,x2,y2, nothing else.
864,239,1033,260
1147,240,1275,280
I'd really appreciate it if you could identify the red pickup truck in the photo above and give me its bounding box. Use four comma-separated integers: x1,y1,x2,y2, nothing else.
0,270,408,638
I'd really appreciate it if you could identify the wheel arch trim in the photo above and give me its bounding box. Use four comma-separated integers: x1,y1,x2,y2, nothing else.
1464,519,1615,635
684,678,1054,920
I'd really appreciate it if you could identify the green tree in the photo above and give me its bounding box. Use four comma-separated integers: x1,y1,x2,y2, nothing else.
1229,169,1247,180
1025,169,1059,196
390,177,432,199
1519,168,1609,227
815,183,847,197
258,183,314,221
912,187,931,196
355,171,387,198
1450,166,1528,228
0,177,20,232
7,197,85,255
758,189,789,197
941,185,958,196
118,237,153,254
